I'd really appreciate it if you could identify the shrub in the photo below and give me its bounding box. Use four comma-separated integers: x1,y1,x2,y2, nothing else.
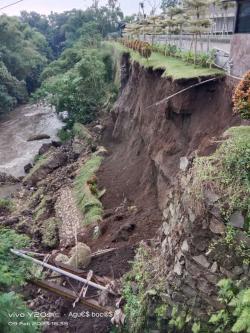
209,279,250,333
121,39,152,60
193,126,250,225
0,229,40,332
233,71,250,119
0,292,40,333
57,128,74,142
0,228,31,288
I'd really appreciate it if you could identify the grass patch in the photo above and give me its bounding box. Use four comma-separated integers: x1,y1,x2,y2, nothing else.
73,123,93,143
57,128,74,142
0,229,40,331
0,228,31,287
0,198,13,212
193,126,250,227
41,218,61,249
33,196,49,222
74,155,103,225
105,41,223,80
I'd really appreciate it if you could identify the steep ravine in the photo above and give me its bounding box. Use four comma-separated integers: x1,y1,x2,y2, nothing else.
1,57,248,333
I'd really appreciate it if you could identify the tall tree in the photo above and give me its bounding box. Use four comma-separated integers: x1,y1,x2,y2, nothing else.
161,0,180,12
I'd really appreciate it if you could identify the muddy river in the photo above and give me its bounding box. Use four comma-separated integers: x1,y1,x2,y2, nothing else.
0,104,64,178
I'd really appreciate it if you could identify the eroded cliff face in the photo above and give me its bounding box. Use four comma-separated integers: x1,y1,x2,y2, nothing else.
106,57,238,210
99,56,249,327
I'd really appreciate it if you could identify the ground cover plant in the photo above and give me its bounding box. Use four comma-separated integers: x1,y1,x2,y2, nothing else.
0,228,40,332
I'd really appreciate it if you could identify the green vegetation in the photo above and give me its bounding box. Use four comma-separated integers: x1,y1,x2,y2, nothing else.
1,1,124,114
122,245,152,333
57,128,74,142
108,42,223,80
121,243,250,333
209,226,250,266
20,5,124,58
33,195,49,222
41,218,61,249
208,279,250,333
34,35,118,125
0,15,49,113
0,229,30,287
193,126,250,226
0,228,40,332
74,155,103,225
73,123,93,143
0,292,40,333
0,198,13,212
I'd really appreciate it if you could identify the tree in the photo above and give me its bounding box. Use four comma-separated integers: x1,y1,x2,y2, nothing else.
0,15,49,112
147,0,161,15
161,0,180,12
183,0,211,64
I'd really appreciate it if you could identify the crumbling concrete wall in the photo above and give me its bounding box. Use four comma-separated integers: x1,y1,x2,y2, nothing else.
230,34,250,77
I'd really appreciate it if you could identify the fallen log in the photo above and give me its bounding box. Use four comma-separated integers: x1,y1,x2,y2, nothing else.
11,249,116,295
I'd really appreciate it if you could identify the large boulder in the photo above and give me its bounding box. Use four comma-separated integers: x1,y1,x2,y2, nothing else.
67,243,91,269
38,143,53,155
24,163,33,174
38,141,62,156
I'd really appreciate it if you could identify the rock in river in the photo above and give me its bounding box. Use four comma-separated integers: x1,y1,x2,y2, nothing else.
27,134,51,142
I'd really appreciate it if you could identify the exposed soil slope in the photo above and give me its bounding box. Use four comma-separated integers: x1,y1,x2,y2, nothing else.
0,57,243,333
98,58,239,221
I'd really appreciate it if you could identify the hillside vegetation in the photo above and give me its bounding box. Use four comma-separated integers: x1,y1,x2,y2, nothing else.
0,15,49,112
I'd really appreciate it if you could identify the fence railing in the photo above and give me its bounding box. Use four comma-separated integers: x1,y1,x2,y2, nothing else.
139,34,232,54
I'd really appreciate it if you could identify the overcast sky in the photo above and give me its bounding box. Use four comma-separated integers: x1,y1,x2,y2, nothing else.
0,0,148,16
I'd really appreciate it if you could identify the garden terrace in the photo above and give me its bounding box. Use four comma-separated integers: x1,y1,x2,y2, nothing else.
106,41,224,80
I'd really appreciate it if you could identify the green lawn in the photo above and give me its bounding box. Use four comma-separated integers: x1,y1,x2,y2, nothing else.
105,41,224,80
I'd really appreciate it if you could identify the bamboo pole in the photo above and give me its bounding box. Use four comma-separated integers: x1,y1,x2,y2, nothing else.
146,77,222,110
11,249,116,295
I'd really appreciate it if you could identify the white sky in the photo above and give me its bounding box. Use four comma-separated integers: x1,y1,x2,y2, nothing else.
0,0,150,16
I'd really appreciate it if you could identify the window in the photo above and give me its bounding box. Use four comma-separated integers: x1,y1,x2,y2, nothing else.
235,0,250,33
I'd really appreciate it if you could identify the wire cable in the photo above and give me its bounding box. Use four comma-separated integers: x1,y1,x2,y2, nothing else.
0,0,23,11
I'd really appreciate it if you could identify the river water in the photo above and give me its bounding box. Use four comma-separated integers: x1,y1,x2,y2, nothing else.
0,104,64,178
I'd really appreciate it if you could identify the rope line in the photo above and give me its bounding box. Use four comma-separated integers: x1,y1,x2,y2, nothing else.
146,77,221,110
0,0,23,11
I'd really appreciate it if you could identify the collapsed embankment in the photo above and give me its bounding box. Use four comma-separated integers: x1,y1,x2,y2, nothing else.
101,55,238,211
96,54,249,332
1,52,248,333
